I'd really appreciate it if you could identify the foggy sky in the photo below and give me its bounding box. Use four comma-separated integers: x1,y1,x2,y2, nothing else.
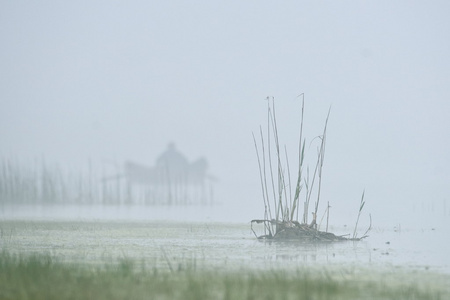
1,1,449,226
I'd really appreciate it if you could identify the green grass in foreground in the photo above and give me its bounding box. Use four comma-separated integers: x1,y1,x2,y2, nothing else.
0,251,446,300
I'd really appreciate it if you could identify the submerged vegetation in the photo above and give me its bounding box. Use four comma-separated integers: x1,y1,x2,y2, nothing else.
252,96,369,241
0,251,447,300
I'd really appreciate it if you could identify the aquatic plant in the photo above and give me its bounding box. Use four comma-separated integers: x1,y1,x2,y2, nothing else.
252,96,368,240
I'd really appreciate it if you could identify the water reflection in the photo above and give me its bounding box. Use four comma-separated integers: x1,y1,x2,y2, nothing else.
249,238,372,268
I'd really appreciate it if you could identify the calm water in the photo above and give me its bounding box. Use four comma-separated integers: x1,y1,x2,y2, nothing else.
1,205,449,275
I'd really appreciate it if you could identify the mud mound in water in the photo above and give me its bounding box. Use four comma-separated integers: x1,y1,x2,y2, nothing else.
251,220,364,242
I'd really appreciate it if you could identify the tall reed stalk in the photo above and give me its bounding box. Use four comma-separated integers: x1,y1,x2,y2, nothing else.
291,94,305,222
312,108,331,227
353,190,365,239
253,96,331,226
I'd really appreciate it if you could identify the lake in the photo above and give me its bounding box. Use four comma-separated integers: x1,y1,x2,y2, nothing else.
1,204,449,276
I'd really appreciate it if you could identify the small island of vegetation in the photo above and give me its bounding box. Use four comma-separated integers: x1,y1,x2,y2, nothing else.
251,96,370,241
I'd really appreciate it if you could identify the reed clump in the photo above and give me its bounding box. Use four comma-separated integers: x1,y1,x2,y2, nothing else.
251,96,369,241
